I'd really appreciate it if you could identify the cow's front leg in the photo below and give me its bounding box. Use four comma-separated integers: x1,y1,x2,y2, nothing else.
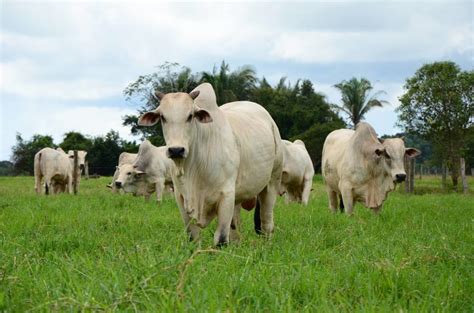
340,183,354,215
176,192,200,242
155,178,165,202
214,191,235,246
301,177,312,206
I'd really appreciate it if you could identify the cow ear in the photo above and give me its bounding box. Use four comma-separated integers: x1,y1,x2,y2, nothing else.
375,148,385,158
135,170,145,178
138,110,161,126
405,148,420,158
189,90,200,100
194,108,213,123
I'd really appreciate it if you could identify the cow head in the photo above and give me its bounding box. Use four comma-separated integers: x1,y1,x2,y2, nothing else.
380,138,420,183
68,150,88,172
138,90,212,160
114,163,146,193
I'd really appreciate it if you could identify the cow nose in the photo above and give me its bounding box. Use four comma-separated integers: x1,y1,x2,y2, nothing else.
79,164,85,170
395,174,406,182
168,147,185,159
115,181,122,188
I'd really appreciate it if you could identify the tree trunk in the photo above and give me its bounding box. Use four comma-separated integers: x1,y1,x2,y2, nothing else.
460,158,468,194
419,164,423,180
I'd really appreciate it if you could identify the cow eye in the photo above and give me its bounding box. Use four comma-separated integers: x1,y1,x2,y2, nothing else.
127,172,131,175
186,114,193,122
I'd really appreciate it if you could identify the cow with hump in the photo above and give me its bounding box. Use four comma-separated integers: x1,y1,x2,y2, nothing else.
34,147,87,195
321,122,420,214
280,139,314,205
138,83,284,246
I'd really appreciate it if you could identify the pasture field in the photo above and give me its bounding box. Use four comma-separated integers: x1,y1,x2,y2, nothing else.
0,176,473,312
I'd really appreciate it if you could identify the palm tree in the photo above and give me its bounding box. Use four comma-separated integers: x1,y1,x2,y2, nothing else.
201,61,257,104
333,78,388,128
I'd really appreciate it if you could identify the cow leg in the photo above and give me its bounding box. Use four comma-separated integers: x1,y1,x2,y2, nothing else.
301,177,312,206
230,205,242,243
155,178,165,202
340,186,354,215
35,174,43,194
257,185,277,235
327,187,338,213
214,191,235,246
176,192,200,242
67,175,73,194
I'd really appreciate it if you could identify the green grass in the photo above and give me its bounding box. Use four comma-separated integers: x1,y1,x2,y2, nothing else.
0,176,473,312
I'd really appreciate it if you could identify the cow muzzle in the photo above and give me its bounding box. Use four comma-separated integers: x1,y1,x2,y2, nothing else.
115,181,122,188
395,173,406,183
167,146,186,159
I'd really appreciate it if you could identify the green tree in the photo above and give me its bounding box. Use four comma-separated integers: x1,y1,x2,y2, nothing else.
123,62,201,145
11,133,55,175
397,61,473,187
333,78,388,128
59,131,92,152
201,61,258,104
87,130,125,176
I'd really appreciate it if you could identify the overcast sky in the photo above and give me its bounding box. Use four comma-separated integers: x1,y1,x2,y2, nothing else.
1,0,473,160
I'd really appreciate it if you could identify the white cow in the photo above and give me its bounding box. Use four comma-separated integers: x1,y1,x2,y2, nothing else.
34,148,87,194
138,83,284,245
321,122,420,214
108,152,137,193
280,139,314,205
114,141,174,202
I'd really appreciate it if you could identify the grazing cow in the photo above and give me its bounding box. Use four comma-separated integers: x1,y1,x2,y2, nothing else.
114,141,174,202
321,122,420,214
138,83,283,245
280,139,314,205
108,152,138,193
34,148,87,194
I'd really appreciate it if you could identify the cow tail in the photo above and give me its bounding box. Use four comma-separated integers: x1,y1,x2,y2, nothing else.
339,195,344,213
254,198,263,235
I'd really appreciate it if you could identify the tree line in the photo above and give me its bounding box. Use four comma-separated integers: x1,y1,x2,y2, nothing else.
4,61,473,190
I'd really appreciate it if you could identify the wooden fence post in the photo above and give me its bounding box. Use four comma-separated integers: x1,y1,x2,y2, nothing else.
460,158,468,194
85,160,89,180
73,150,78,195
441,161,447,190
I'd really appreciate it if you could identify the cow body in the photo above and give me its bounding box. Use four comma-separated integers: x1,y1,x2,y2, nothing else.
322,122,419,214
280,139,314,205
34,148,87,194
138,83,283,245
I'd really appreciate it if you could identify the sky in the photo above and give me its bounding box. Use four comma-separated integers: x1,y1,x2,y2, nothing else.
1,0,473,161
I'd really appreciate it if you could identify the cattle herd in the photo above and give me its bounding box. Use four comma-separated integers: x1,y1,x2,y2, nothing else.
33,83,420,246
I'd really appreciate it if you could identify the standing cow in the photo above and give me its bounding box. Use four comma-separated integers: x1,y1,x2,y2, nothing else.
34,148,87,194
322,122,420,214
280,139,314,205
138,83,283,245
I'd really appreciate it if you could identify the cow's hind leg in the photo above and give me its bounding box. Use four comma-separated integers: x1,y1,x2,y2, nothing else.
301,177,312,206
230,205,241,243
256,185,277,236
